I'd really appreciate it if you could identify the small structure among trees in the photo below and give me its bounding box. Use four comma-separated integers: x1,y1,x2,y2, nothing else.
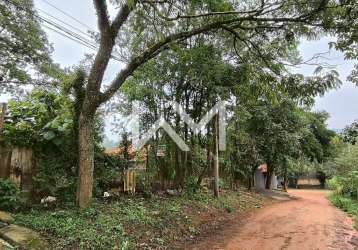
254,164,278,190
295,176,321,189
104,144,149,193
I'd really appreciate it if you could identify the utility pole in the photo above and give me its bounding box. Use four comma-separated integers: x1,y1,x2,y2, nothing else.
213,114,219,198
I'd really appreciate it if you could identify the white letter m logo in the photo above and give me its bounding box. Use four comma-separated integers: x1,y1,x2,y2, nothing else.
128,101,226,152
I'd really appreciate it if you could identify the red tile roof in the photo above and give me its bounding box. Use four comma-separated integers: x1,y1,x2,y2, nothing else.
258,164,267,173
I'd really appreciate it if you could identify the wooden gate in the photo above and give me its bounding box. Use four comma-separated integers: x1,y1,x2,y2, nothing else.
123,169,136,193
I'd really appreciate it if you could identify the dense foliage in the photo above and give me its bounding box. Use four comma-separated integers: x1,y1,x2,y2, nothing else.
113,39,338,192
330,194,358,230
1,0,358,248
1,0,357,209
2,86,120,201
0,0,57,94
0,178,20,210
327,132,358,198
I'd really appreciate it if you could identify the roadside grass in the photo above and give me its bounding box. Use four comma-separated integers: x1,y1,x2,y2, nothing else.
329,193,358,230
12,188,264,250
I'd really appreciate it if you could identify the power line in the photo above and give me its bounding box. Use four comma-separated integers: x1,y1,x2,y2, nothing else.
37,7,95,39
4,0,122,62
39,16,122,61
39,0,94,31
39,15,98,49
41,16,122,61
42,24,98,51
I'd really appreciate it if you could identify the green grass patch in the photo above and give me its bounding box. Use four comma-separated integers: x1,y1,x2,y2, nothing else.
12,189,263,249
329,193,358,230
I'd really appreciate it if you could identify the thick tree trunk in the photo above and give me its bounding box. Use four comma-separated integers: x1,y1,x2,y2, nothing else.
265,167,273,190
213,115,219,198
76,113,95,208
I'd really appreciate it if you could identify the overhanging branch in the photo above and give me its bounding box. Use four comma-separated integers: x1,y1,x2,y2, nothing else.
93,0,110,34
111,3,133,34
95,0,333,105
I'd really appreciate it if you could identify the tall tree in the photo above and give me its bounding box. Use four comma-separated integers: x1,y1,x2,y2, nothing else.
72,0,349,207
248,99,303,189
342,121,358,145
0,0,53,94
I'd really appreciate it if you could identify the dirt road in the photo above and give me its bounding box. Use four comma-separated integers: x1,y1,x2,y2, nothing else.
189,190,358,250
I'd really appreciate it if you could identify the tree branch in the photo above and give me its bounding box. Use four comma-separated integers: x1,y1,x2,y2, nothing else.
86,1,136,110
145,2,264,21
93,0,110,34
100,17,247,103
98,0,332,104
111,3,133,34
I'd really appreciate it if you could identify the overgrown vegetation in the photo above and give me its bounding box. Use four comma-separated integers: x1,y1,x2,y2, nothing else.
327,124,358,198
1,0,358,247
326,121,358,227
0,178,20,210
13,189,263,249
2,0,357,208
329,194,358,230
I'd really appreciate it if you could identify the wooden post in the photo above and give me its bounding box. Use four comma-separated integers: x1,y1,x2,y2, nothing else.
145,145,149,171
0,103,7,141
9,147,22,186
123,169,136,193
0,103,11,178
213,114,219,198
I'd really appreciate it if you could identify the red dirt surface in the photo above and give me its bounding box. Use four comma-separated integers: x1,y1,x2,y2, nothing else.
188,189,358,250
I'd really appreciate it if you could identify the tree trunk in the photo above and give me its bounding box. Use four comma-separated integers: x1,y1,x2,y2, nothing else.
213,115,219,198
265,167,273,189
72,70,86,174
248,166,255,191
174,110,182,189
283,166,288,192
183,91,189,179
76,113,95,208
198,130,212,188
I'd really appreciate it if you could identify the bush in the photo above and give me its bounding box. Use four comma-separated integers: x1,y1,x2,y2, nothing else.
136,171,154,197
0,178,20,211
183,176,200,196
330,194,358,230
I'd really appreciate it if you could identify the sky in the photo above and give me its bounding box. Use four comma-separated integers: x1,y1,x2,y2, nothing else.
1,0,358,136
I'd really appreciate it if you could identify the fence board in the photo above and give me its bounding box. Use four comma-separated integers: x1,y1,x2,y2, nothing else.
0,144,11,178
123,169,136,193
9,147,34,192
0,104,34,195
0,103,11,178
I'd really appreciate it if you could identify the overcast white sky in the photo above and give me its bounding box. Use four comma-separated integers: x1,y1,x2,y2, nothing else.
2,0,358,134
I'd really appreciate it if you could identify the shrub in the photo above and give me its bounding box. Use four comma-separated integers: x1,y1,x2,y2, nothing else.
183,176,200,196
330,194,358,230
0,178,20,210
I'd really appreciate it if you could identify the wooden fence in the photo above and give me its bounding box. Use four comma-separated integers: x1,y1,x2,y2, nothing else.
0,145,11,178
123,169,136,193
0,103,34,194
0,145,34,193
